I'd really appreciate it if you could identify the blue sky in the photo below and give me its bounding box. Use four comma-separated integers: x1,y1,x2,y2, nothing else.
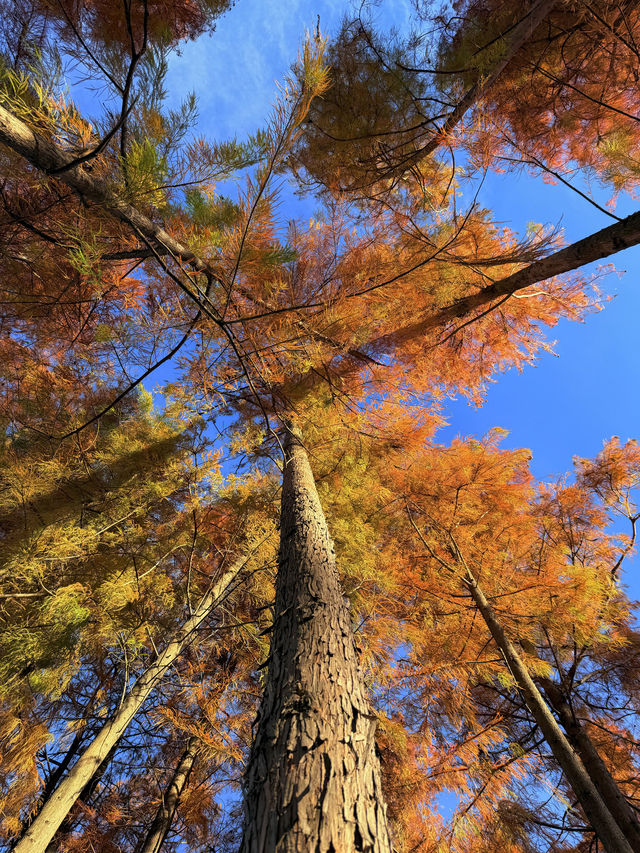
163,0,640,592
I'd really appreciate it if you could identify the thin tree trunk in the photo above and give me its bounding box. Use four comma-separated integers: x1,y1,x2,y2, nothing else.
138,736,200,853
5,99,640,397
0,105,208,276
241,426,391,853
384,0,558,179
370,206,640,354
13,546,260,853
43,744,117,853
464,570,634,853
539,677,640,850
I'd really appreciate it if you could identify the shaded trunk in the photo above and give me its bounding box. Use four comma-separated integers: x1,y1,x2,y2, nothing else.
385,0,558,179
0,105,208,276
371,206,640,355
138,737,200,853
13,548,256,853
465,570,634,853
276,200,640,403
540,677,640,850
241,427,391,853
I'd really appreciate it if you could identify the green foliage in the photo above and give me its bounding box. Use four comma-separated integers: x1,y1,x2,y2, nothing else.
125,137,170,206
184,189,241,229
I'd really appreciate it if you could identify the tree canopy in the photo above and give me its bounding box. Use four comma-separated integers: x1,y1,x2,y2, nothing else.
1,1,639,852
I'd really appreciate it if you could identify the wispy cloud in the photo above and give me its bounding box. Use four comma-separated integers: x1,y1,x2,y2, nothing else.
166,0,340,139
165,0,412,141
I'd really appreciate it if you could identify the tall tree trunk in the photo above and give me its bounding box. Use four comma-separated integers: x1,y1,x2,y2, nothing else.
464,570,634,853
13,546,259,853
538,677,640,850
43,744,117,853
241,426,391,853
138,736,200,853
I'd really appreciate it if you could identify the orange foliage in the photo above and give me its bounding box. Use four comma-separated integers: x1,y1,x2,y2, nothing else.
443,0,640,198
13,0,229,48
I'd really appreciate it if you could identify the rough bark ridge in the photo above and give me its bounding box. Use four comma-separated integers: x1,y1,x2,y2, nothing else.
241,428,391,853
465,572,634,853
138,736,200,853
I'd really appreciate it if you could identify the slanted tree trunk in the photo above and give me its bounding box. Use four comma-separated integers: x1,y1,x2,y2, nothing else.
384,0,559,179
138,736,201,853
464,570,634,853
12,728,87,848
13,546,259,853
0,105,208,276
43,744,117,853
369,206,640,356
241,426,391,853
538,677,640,850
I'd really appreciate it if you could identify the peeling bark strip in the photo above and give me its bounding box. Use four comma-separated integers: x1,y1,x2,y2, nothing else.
241,428,391,853
465,572,634,853
138,737,201,853
13,548,258,853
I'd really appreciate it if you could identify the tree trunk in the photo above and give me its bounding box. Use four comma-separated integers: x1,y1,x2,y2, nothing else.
12,728,86,847
385,0,558,179
539,677,640,850
0,105,209,276
241,426,391,853
13,547,258,853
138,736,200,853
464,570,634,853
43,744,117,853
370,206,640,355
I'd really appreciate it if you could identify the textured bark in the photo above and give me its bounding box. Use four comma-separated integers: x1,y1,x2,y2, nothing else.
13,549,255,853
138,737,200,853
539,678,640,850
241,427,391,853
465,571,634,853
